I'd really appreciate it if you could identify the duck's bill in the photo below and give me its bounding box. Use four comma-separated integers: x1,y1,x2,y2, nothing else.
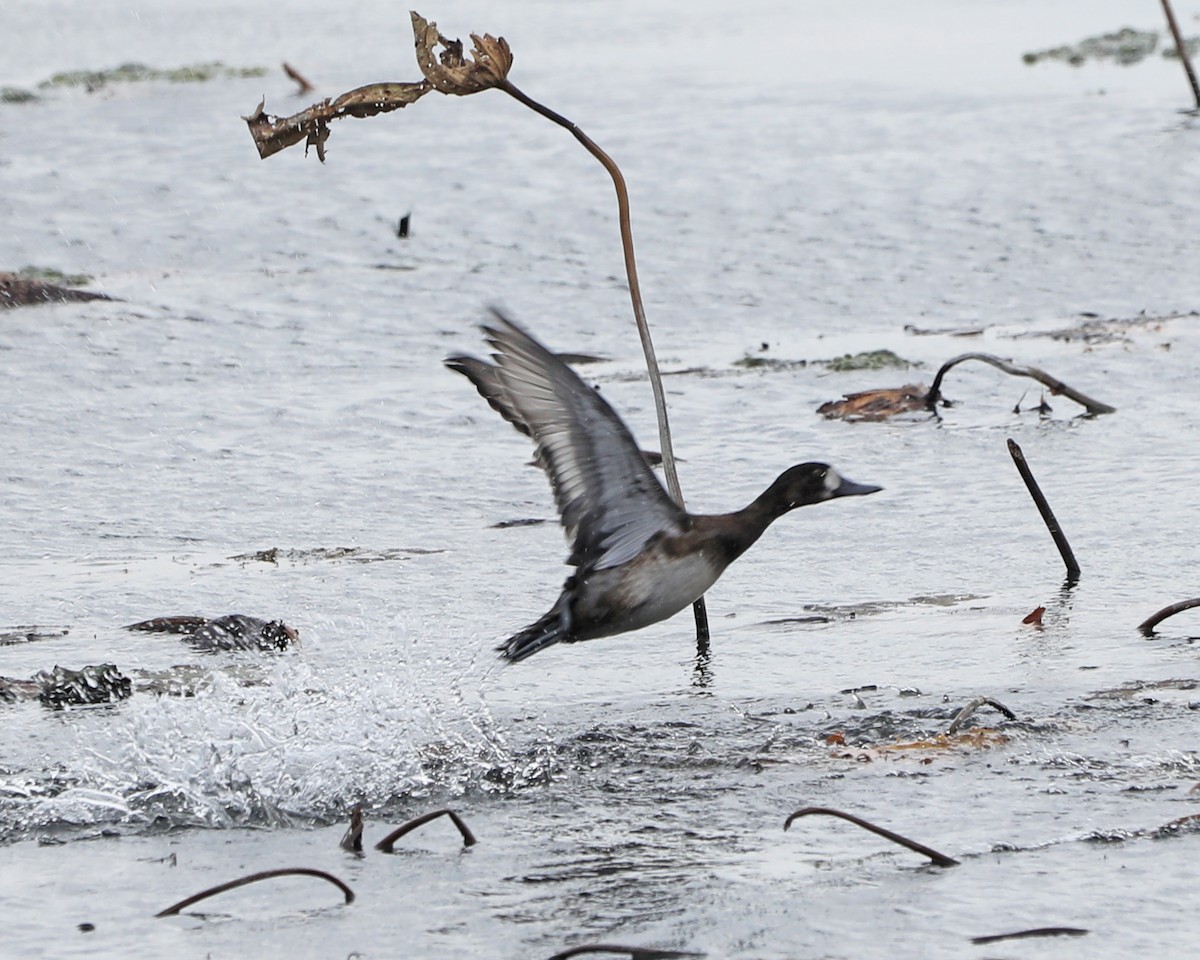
833,477,882,498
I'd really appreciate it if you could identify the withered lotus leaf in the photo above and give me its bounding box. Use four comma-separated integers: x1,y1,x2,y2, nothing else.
411,11,512,95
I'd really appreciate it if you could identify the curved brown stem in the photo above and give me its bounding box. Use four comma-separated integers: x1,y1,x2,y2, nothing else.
783,806,959,867
497,78,709,643
1138,597,1200,635
925,353,1115,416
374,808,478,853
1007,439,1081,580
154,867,354,917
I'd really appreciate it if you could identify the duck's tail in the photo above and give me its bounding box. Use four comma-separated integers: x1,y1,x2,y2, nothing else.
497,599,570,663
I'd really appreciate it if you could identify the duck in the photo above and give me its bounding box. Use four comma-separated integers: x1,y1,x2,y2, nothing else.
446,311,881,663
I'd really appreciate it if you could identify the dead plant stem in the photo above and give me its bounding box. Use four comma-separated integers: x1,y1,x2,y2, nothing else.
1160,0,1200,109
498,78,709,641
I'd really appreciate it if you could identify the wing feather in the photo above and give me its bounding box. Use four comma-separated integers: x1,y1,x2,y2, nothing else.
447,311,686,570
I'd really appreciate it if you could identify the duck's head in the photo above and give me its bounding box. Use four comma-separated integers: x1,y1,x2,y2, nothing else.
774,462,882,511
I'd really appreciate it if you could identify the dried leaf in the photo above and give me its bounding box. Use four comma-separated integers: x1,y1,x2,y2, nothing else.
411,11,512,95
817,384,929,421
244,81,432,161
1022,606,1046,626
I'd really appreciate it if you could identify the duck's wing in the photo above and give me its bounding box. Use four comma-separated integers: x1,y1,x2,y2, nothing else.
446,311,687,570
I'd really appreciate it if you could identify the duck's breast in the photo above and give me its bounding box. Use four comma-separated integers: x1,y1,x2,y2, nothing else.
574,547,725,639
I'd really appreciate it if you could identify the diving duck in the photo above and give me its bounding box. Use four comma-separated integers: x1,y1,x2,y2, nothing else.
447,312,881,663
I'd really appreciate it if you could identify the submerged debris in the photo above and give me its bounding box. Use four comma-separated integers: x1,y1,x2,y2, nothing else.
818,352,1115,421
125,614,298,652
0,664,133,708
1,269,112,308
0,625,70,646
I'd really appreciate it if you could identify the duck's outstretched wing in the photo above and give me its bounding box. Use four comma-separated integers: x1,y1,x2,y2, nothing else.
446,311,687,570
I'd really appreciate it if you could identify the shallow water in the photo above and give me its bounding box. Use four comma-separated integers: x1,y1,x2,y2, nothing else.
3,0,1200,957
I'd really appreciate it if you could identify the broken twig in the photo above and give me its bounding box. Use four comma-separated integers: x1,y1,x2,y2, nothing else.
154,867,354,917
947,696,1018,735
374,808,477,853
1007,439,1081,580
1138,598,1200,635
783,806,959,867
282,62,315,95
340,803,364,853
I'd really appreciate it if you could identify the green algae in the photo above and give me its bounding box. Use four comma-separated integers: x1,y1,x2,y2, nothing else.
38,61,267,92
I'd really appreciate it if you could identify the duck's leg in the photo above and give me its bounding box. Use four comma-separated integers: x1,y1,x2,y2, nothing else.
497,592,573,663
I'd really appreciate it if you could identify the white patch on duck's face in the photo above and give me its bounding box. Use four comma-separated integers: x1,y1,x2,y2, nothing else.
822,467,843,497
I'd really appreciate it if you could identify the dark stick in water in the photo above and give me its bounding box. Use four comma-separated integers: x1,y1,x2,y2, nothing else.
946,696,1018,734
1137,597,1200,635
783,806,959,867
155,867,354,917
1160,0,1200,109
1007,439,1081,580
971,926,1088,945
546,946,705,960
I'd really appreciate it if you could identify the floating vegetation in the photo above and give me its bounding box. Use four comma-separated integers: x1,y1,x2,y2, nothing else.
229,545,443,564
40,61,267,93
1023,27,1159,66
1011,310,1199,345
1,86,38,104
825,349,913,372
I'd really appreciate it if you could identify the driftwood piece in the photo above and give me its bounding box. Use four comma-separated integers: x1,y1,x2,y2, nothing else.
1138,598,1200,635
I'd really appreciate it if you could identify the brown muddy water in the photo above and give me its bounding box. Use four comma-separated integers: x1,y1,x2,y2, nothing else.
3,0,1200,957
